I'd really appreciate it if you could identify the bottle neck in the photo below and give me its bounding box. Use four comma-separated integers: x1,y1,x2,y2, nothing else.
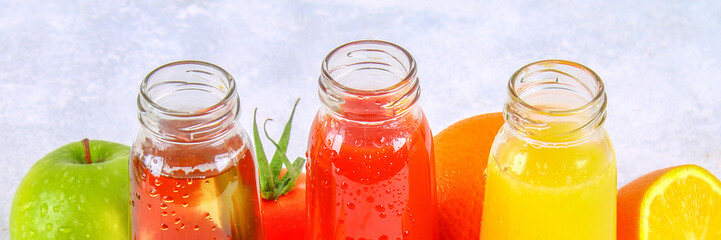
137,61,240,143
318,40,420,122
504,60,607,143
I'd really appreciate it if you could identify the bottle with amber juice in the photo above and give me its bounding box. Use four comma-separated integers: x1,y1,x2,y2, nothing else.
481,60,616,239
130,61,264,239
307,40,439,239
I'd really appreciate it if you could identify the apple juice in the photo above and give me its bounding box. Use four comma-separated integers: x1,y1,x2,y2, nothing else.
130,61,264,240
131,146,261,239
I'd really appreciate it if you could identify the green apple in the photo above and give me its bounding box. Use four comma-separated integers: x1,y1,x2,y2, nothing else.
10,139,130,239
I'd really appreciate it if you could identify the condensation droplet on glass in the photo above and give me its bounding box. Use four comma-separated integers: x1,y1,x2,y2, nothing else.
375,205,385,212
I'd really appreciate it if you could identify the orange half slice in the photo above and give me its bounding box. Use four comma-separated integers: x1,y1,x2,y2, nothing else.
618,165,721,240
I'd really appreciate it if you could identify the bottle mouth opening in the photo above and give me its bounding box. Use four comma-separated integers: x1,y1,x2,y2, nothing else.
508,60,605,115
321,40,417,95
140,60,236,116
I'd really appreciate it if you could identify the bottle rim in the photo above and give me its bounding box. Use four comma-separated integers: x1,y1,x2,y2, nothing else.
320,39,417,95
507,59,605,116
139,60,237,117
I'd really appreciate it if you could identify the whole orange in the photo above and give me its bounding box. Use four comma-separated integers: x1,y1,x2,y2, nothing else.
434,112,504,240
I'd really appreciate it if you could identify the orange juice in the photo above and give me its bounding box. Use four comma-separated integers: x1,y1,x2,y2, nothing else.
481,60,616,239
481,126,616,240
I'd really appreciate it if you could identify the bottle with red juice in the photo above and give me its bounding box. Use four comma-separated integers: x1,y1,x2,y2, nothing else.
307,40,439,240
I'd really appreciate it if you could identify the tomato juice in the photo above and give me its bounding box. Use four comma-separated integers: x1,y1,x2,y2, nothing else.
307,40,439,240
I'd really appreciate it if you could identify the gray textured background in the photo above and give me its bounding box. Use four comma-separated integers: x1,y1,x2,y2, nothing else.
1,0,720,237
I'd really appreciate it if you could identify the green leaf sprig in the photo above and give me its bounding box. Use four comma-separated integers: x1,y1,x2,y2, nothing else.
253,98,306,201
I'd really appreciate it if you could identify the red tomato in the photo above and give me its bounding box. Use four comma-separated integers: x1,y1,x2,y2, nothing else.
261,172,306,240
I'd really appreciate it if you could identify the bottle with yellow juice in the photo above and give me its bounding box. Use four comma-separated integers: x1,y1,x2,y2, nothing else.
481,60,616,240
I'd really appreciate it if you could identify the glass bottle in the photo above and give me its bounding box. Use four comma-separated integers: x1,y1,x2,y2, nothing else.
307,40,439,239
481,60,616,239
130,61,264,240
